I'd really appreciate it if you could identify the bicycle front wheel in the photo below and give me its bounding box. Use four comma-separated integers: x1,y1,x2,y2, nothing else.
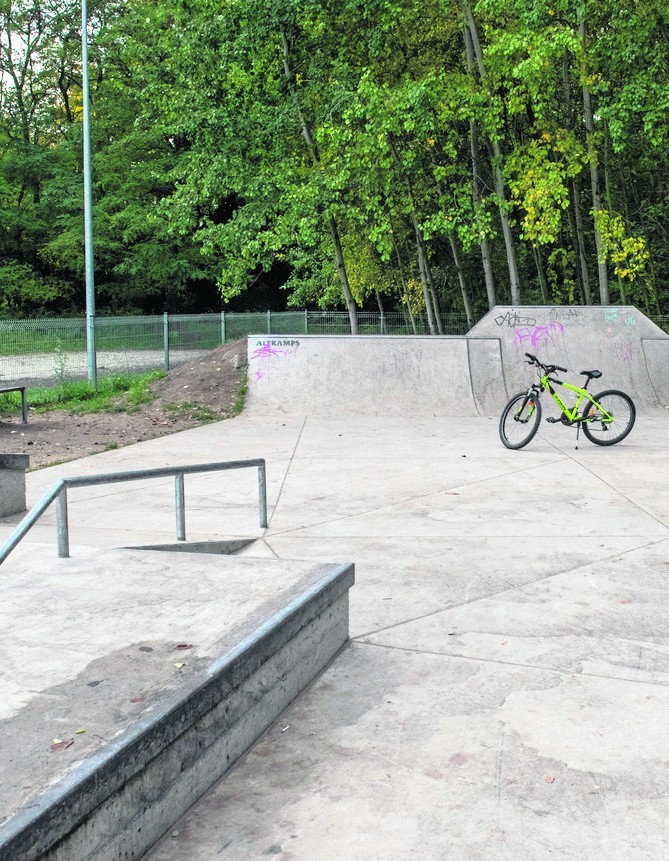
499,392,542,450
581,390,636,446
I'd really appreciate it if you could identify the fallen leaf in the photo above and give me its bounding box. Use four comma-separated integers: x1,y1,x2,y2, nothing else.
51,740,74,752
171,831,180,838
174,662,185,669
75,729,86,735
130,696,145,703
544,775,555,784
176,643,193,650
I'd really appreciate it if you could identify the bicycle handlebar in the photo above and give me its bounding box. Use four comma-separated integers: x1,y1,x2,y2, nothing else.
524,353,567,374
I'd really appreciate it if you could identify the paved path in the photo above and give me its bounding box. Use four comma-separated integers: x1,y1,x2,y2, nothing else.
2,403,667,859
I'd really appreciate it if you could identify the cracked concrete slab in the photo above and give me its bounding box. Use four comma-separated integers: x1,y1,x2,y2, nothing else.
1,386,667,858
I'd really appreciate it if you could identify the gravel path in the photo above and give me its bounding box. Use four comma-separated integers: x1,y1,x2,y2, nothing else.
0,349,208,387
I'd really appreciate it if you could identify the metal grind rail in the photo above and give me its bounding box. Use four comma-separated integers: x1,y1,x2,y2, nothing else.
0,459,267,565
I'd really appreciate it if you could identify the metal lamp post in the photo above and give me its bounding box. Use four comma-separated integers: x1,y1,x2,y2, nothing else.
82,0,96,387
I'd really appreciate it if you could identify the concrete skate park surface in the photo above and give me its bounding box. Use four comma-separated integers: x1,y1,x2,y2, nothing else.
1,308,668,859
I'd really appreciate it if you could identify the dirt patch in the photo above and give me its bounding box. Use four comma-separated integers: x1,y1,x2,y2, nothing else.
0,340,248,470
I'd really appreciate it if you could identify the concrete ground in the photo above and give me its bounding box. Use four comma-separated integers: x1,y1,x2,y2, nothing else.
1,406,668,859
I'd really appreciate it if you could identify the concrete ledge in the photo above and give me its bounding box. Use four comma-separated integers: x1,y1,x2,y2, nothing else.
0,561,354,861
0,454,29,518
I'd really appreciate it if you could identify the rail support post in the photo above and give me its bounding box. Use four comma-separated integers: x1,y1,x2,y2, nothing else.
258,461,268,528
175,473,186,540
56,487,70,558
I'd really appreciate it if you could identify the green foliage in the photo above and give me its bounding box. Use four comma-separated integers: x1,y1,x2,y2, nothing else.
546,248,577,305
0,371,164,416
505,132,587,245
592,210,649,281
0,261,75,317
0,0,667,317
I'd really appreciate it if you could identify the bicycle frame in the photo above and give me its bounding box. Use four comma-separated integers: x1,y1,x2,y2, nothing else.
538,373,613,425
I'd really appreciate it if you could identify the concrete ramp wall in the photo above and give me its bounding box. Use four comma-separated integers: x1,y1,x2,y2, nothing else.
247,307,668,417
247,335,507,417
469,306,668,408
642,338,669,407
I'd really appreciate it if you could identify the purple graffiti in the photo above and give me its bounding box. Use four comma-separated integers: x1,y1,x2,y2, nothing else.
514,321,565,351
614,340,634,363
251,339,300,361
252,343,286,360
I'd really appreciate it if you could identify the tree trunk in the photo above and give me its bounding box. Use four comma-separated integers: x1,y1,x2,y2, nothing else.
449,232,474,328
328,217,359,334
570,177,592,304
602,129,627,304
413,219,439,335
424,253,444,335
389,136,441,334
532,245,550,303
464,28,496,309
580,21,609,305
463,8,521,303
390,226,418,334
563,52,591,305
281,28,358,333
646,252,662,315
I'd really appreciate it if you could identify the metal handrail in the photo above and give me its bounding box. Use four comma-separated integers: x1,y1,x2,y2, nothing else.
0,459,267,564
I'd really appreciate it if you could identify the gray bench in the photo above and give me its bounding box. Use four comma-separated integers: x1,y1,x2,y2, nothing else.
0,386,27,423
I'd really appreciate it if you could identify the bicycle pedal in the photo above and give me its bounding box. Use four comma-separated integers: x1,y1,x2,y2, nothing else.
545,417,559,423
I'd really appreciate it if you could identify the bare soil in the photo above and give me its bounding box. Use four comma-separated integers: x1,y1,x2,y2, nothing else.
0,340,247,470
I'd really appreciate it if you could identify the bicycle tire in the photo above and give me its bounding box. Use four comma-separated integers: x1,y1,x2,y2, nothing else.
499,392,542,450
581,390,636,446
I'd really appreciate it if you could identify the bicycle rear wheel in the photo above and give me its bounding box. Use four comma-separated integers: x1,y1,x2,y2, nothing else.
581,390,636,446
499,392,542,450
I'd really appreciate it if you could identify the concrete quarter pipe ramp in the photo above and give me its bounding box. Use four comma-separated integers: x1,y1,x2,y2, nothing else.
247,306,669,416
470,305,669,410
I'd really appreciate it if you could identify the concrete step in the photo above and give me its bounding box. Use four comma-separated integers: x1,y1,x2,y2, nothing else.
0,546,354,861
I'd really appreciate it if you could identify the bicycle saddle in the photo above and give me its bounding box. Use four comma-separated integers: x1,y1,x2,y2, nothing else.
580,369,602,379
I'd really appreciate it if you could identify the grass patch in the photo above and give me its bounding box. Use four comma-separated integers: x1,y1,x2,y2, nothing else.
0,371,165,416
231,373,248,416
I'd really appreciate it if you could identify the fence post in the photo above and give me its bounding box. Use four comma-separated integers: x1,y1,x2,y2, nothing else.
380,310,385,334
267,310,271,334
56,487,70,558
163,312,170,372
220,311,226,345
304,309,308,334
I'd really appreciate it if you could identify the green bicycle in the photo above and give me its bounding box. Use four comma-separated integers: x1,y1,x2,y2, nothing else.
499,352,636,450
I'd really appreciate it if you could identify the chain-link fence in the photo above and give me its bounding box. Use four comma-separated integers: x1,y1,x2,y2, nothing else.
652,315,669,334
1,309,666,386
0,310,471,385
